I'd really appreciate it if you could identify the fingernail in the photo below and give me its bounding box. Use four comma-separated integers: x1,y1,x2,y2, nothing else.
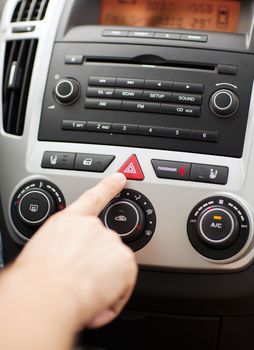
111,172,127,184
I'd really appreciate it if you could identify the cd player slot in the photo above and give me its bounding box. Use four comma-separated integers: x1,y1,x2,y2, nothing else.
85,57,216,72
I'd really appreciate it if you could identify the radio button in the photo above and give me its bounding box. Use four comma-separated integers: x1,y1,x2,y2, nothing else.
88,77,116,87
161,104,200,117
192,130,219,142
112,123,137,134
172,93,202,105
115,89,143,99
128,31,154,38
102,30,128,37
62,120,87,131
85,99,122,110
144,79,173,90
154,32,181,40
116,78,144,89
174,82,204,93
165,128,192,140
152,160,191,181
122,101,161,113
137,125,165,137
65,55,83,65
74,154,115,173
86,122,112,132
180,34,208,42
87,87,114,98
143,91,172,102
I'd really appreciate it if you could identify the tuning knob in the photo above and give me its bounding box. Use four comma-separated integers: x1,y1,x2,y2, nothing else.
209,89,239,117
54,78,80,105
18,189,56,226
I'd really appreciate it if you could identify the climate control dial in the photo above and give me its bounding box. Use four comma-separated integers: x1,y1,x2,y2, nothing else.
18,189,56,226
197,206,239,248
187,196,250,260
11,180,66,242
101,189,156,251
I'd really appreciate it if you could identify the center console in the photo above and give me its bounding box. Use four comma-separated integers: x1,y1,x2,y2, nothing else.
1,0,254,349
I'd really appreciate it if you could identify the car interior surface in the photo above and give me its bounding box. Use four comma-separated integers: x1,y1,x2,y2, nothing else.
2,0,254,349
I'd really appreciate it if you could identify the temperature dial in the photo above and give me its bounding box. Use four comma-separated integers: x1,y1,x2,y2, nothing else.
187,196,250,260
101,189,156,251
11,180,66,242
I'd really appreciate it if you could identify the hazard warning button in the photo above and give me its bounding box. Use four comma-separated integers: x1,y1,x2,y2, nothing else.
118,155,145,181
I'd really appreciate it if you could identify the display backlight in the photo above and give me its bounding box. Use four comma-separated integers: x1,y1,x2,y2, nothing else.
100,0,241,33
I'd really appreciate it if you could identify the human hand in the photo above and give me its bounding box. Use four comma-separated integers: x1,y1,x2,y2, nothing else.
11,173,138,331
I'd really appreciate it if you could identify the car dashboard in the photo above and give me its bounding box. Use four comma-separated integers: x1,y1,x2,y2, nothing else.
1,0,254,349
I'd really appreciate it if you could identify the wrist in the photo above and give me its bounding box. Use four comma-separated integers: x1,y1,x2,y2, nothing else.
0,262,80,333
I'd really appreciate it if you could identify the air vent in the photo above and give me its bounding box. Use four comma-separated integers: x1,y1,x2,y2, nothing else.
11,0,49,22
3,40,38,135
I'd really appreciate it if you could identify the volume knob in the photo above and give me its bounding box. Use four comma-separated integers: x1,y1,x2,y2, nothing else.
210,89,239,117
54,78,80,105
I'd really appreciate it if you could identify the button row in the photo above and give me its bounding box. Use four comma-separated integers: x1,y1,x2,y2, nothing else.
88,77,204,93
62,120,219,143
102,30,208,43
86,88,202,105
41,152,115,173
41,152,228,185
152,160,228,185
85,99,201,117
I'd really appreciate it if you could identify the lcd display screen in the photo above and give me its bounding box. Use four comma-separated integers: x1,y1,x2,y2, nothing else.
100,0,241,33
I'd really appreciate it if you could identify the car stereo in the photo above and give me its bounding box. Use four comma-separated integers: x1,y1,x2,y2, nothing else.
1,0,254,271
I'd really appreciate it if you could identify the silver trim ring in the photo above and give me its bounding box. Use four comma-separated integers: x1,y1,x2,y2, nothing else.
55,79,74,99
199,208,235,245
18,190,51,225
213,91,233,111
104,201,140,237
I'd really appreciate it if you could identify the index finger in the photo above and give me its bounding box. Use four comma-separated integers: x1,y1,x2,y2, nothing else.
65,173,127,216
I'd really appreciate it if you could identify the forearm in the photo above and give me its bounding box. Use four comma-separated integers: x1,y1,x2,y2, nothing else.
0,265,78,350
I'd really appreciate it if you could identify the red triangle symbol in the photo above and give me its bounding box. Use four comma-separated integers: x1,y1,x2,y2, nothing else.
118,155,144,181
